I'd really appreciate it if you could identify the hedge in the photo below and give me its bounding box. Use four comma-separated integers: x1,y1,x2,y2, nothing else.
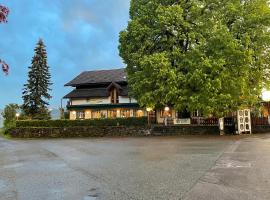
15,117,148,128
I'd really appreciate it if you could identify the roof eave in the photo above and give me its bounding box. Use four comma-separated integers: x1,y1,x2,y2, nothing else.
67,103,140,110
64,81,127,87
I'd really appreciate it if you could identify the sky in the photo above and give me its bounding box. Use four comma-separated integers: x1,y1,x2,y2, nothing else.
0,0,130,109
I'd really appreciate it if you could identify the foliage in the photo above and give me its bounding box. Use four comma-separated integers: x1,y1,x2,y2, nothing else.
10,117,148,138
0,5,9,23
1,104,20,132
119,0,270,117
0,59,9,76
0,5,9,75
15,117,148,128
22,39,52,120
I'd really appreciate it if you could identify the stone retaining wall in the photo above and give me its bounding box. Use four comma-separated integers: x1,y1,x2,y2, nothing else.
252,125,270,134
10,126,150,138
9,125,270,138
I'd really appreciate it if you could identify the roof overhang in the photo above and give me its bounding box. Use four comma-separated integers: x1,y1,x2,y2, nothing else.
67,103,140,110
106,82,122,93
64,81,127,87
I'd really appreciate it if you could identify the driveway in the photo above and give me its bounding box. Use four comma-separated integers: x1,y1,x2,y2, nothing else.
0,135,269,200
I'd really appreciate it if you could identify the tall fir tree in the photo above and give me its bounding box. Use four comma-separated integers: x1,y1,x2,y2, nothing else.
22,39,52,119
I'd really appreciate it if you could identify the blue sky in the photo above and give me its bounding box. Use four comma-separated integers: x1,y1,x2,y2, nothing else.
0,0,130,109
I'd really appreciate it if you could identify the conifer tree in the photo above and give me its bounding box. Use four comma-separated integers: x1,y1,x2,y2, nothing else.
22,39,52,119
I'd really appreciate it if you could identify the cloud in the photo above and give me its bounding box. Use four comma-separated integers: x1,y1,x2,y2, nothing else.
0,0,130,108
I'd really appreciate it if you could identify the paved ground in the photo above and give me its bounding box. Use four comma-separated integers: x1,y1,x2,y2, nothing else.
0,135,270,200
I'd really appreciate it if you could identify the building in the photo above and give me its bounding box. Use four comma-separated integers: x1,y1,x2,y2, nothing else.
64,68,201,123
64,68,147,120
64,68,270,124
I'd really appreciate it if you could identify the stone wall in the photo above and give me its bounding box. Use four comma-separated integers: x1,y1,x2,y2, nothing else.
9,124,270,138
252,125,270,134
10,126,150,138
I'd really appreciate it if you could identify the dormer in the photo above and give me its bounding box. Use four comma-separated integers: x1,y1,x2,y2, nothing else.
107,82,122,104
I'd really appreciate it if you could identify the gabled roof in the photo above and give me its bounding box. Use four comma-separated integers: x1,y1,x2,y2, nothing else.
63,88,108,99
65,68,127,87
106,82,122,92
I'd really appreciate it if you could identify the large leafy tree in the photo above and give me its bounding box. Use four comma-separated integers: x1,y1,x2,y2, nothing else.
0,5,9,75
119,0,270,117
22,39,52,119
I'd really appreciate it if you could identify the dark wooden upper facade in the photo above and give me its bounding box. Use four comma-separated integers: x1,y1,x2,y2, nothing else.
64,68,129,99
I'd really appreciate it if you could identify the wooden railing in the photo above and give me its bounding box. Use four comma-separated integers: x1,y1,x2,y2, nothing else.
251,117,269,126
167,116,270,126
191,117,218,125
191,117,233,126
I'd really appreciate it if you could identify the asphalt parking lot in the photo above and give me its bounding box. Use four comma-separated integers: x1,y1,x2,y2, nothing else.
0,135,270,200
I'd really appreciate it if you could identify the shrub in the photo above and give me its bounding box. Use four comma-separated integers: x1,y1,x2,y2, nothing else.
15,117,148,128
1,104,20,133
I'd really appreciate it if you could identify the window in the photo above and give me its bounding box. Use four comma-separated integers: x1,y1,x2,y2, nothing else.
110,90,114,103
76,111,85,119
92,110,108,118
110,89,119,104
160,110,171,118
108,110,117,118
100,110,108,118
130,109,134,117
91,110,101,119
121,109,131,118
136,110,145,117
